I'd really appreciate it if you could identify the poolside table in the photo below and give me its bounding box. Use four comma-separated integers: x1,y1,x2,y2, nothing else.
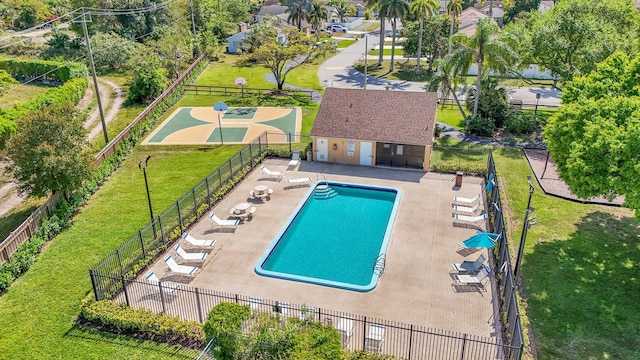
252,185,272,200
230,202,255,221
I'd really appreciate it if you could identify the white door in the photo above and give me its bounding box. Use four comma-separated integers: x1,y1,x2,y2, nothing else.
360,141,373,166
317,138,328,161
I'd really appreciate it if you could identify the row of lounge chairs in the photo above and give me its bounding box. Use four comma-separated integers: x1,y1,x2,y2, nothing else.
451,253,490,290
452,193,488,226
261,165,313,188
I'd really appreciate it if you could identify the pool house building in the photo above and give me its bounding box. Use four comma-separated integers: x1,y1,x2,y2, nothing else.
310,88,438,171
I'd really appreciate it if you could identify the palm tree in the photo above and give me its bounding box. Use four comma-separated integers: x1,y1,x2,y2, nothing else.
446,0,463,54
381,0,409,72
365,0,385,66
429,56,468,121
308,1,328,38
285,0,312,31
449,17,515,117
335,1,351,22
410,0,438,73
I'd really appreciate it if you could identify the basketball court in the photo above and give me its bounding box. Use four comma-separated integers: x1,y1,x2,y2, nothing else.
142,106,302,145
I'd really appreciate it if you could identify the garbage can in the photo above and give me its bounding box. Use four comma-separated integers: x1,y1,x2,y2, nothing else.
455,171,463,187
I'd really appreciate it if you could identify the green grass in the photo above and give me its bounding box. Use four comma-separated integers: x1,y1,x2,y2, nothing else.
336,39,356,48
0,144,242,358
355,59,434,82
195,56,273,89
490,146,640,359
436,105,465,129
368,48,404,56
0,83,51,107
433,139,640,358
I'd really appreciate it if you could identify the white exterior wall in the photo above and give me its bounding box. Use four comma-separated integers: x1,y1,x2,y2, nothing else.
466,64,555,80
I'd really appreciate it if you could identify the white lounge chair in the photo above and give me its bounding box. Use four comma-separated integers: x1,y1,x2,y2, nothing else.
299,306,315,321
261,166,284,180
145,271,181,294
452,202,481,214
453,193,481,206
365,323,385,352
164,255,198,276
182,233,216,247
284,177,312,188
454,213,488,226
209,212,239,228
453,265,490,290
452,254,486,273
174,245,207,261
275,301,290,317
335,317,354,347
288,151,300,168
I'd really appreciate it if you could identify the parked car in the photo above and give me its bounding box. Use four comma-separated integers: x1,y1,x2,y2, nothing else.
329,24,348,32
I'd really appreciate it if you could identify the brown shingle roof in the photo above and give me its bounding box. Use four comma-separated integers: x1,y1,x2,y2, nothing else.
311,88,437,146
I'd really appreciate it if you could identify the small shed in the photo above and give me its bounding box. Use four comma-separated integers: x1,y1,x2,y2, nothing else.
310,88,438,171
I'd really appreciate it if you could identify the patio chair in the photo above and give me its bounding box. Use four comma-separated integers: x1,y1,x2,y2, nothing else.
452,202,481,214
145,271,181,294
248,297,262,311
453,213,488,226
209,212,239,228
164,255,198,276
452,254,486,273
261,166,284,180
284,177,312,188
452,193,481,206
453,265,491,290
335,317,354,347
182,233,216,247
288,151,300,169
365,323,385,353
174,244,207,261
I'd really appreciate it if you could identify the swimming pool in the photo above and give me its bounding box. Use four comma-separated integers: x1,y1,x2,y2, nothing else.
255,182,401,292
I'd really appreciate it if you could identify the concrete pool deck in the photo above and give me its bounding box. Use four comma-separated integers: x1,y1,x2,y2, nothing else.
146,159,500,339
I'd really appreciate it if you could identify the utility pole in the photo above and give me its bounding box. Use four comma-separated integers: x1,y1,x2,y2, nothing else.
77,11,109,144
364,35,368,90
189,1,197,42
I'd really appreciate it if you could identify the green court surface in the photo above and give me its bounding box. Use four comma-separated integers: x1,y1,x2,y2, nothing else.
223,107,257,119
206,128,249,143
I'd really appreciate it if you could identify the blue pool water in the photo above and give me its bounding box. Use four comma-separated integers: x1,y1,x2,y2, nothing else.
255,182,400,292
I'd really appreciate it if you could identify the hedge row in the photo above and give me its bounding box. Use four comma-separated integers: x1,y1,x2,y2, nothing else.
0,58,87,82
80,299,205,347
0,77,88,148
0,57,210,295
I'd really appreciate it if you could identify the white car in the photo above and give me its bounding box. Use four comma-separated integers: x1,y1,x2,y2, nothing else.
329,24,348,32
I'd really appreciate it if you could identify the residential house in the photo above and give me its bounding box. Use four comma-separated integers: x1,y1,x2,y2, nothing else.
310,88,437,171
539,0,554,13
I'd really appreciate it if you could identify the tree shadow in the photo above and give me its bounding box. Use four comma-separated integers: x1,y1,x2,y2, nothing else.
524,211,640,358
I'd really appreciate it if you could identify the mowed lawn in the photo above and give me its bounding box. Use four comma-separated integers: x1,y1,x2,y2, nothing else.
492,147,639,359
0,143,243,358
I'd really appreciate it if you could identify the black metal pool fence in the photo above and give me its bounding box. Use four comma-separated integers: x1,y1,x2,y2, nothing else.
89,132,270,301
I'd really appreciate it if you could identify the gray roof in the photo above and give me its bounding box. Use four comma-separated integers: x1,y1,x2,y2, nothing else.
257,5,288,17
311,88,437,146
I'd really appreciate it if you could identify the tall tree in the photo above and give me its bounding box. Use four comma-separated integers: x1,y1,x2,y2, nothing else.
307,1,328,37
242,27,333,90
365,0,386,66
449,17,515,117
429,56,468,121
334,0,355,22
5,103,92,198
446,0,463,54
410,0,438,73
403,16,450,71
381,0,409,72
285,0,312,31
509,0,640,85
544,52,640,215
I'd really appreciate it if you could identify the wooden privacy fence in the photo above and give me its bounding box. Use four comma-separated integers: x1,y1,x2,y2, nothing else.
95,274,522,360
0,54,209,265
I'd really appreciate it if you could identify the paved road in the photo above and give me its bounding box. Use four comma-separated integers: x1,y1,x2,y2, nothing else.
317,33,562,107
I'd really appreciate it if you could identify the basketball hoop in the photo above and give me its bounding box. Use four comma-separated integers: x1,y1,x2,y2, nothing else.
235,77,247,102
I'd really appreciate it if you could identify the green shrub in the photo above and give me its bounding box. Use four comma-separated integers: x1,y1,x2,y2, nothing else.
504,111,542,134
464,116,496,137
290,321,342,360
204,302,251,359
80,299,205,343
0,58,87,82
343,350,397,359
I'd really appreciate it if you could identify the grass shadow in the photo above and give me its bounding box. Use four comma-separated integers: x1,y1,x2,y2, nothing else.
524,210,640,358
0,204,39,240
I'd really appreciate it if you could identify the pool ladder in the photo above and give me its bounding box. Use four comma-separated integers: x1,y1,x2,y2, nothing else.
373,254,386,276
